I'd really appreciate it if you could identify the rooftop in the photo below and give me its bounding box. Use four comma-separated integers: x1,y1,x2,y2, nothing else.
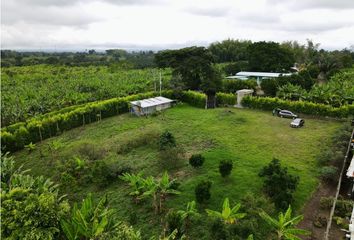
235,71,293,78
130,96,174,108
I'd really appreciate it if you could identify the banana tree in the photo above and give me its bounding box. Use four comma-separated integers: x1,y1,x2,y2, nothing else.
177,201,200,230
158,171,181,211
206,197,246,224
119,172,145,202
259,205,310,240
61,194,118,240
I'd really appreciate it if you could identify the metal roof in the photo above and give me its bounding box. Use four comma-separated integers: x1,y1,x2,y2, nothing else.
130,96,174,108
236,71,292,78
347,156,354,178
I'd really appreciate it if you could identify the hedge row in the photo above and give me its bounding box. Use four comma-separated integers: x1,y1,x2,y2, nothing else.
1,91,175,152
1,90,215,152
216,92,236,106
242,96,354,118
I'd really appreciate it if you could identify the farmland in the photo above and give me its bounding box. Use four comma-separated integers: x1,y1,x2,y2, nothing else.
12,104,343,239
1,65,171,125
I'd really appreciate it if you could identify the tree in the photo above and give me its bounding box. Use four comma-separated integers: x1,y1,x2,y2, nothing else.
155,46,222,100
219,160,233,177
206,198,246,224
259,205,310,240
248,41,295,72
119,172,145,202
189,154,205,168
195,180,212,203
177,201,200,230
208,39,252,63
1,154,70,239
259,159,299,210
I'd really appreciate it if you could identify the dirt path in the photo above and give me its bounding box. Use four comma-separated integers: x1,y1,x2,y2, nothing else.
298,182,345,240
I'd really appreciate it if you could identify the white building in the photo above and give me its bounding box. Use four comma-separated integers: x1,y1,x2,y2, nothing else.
130,96,174,116
226,71,293,85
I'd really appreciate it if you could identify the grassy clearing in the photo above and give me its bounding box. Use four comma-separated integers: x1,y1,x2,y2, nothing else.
13,104,343,238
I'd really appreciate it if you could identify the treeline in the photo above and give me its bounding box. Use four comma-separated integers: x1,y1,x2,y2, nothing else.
1,49,156,69
3,39,353,80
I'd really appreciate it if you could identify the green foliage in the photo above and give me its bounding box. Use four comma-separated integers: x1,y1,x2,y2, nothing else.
155,47,220,92
195,180,212,203
209,219,230,240
259,205,310,240
60,194,125,240
247,41,295,72
222,79,257,93
1,155,70,240
242,95,354,118
24,142,36,153
1,90,173,152
206,198,246,224
319,166,338,182
216,92,236,106
208,39,252,63
120,171,180,214
1,65,171,125
221,61,250,75
258,159,299,210
165,211,184,238
159,130,177,150
219,160,233,177
189,154,205,168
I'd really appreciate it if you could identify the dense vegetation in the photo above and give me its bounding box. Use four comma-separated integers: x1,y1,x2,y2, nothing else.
1,65,171,125
9,105,344,239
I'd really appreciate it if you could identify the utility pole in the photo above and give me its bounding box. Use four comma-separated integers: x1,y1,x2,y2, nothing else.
159,71,162,96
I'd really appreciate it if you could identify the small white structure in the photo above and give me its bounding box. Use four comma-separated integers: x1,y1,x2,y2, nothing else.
130,96,174,116
347,156,354,178
226,71,293,85
235,89,254,108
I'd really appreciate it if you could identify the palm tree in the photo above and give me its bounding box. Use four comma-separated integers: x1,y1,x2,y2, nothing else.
259,205,310,240
206,197,246,224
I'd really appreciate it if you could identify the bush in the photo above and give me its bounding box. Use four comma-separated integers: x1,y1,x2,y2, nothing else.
219,160,233,177
195,180,212,203
159,130,176,150
222,79,257,93
242,96,353,118
91,161,118,187
258,158,299,210
165,210,184,238
216,92,236,106
209,219,229,240
319,166,338,182
189,154,205,168
159,146,185,170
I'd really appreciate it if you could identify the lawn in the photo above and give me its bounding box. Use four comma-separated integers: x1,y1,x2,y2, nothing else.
13,104,343,238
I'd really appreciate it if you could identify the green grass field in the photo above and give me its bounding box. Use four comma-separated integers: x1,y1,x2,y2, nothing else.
13,104,343,238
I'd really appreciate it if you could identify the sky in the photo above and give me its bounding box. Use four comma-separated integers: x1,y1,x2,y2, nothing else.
2,0,354,51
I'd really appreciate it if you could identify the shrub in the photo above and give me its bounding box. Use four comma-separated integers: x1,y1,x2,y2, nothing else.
216,92,236,106
222,79,257,93
159,146,185,170
219,160,233,177
258,158,299,210
24,142,36,153
209,219,229,240
241,96,353,118
159,130,176,150
319,166,338,182
189,154,205,168
313,214,327,228
76,142,106,161
91,161,118,187
165,210,184,238
195,180,212,203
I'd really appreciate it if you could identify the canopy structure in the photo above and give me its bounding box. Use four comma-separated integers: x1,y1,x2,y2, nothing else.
226,71,293,85
130,96,174,116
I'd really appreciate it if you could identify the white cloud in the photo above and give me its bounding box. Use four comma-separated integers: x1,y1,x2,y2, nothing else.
1,0,354,50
